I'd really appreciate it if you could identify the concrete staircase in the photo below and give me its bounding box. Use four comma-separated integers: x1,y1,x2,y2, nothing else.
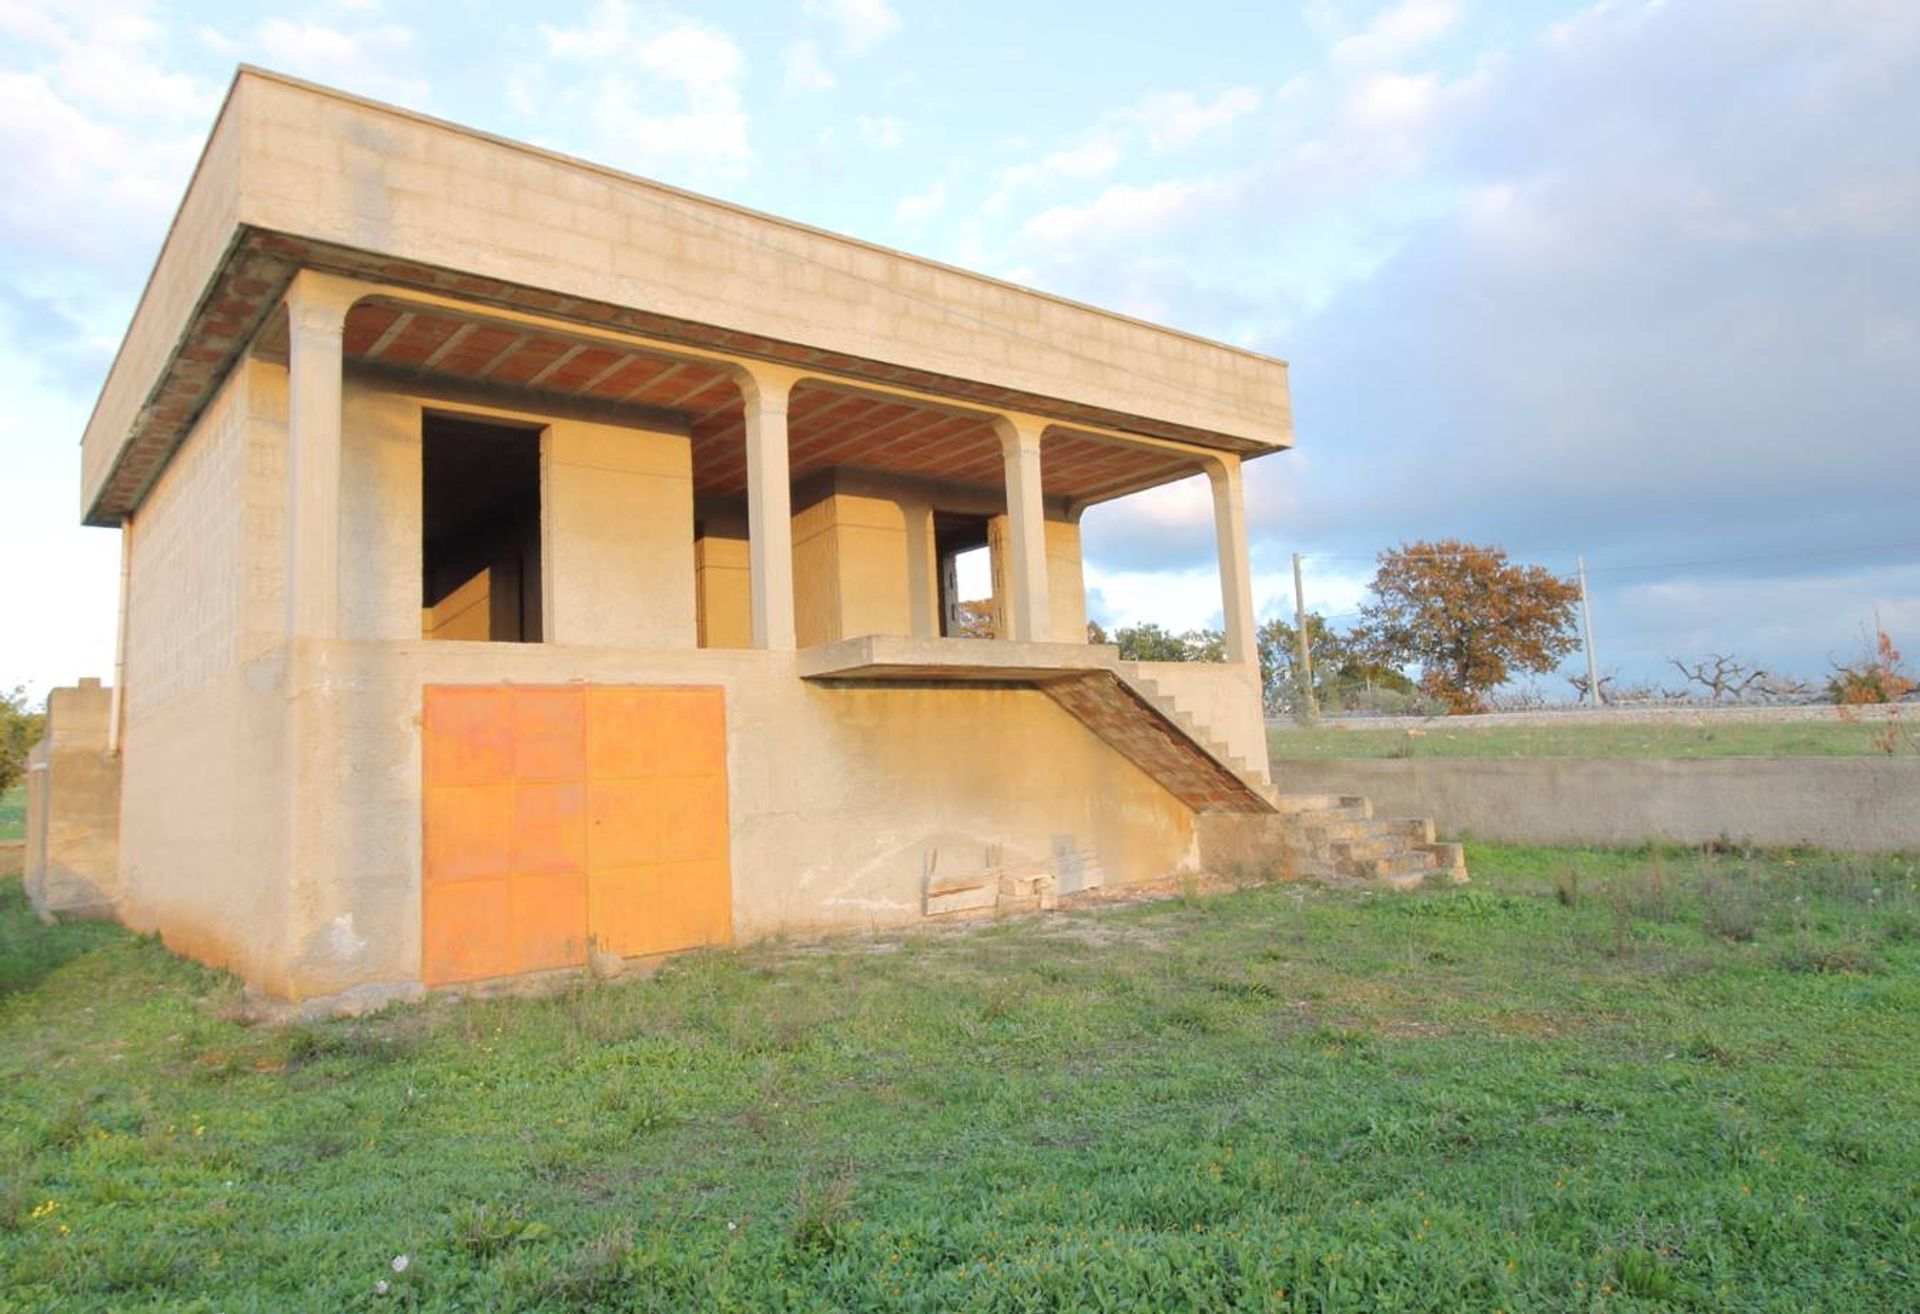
1045,666,1467,892
1258,793,1468,890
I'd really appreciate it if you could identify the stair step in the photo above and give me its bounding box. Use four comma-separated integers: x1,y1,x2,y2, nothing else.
1270,793,1370,816
1383,817,1437,844
1336,849,1435,881
1416,842,1470,885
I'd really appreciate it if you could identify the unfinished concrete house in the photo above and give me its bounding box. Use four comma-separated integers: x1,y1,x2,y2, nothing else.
48,68,1459,1007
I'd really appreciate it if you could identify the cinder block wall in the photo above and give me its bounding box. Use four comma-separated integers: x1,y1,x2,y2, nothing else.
23,680,121,920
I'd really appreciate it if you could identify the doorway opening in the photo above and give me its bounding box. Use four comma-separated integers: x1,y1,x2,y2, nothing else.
422,414,544,642
935,514,998,638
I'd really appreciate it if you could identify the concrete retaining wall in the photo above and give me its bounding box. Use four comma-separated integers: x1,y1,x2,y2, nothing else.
1276,757,1920,853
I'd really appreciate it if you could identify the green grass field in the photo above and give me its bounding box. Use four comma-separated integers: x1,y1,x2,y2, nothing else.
4,848,1919,1311
1269,717,1900,760
0,787,24,841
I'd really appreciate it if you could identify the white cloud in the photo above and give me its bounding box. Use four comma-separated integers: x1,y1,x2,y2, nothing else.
252,18,427,105
856,114,904,148
1343,70,1440,129
804,0,902,55
895,179,945,225
1124,87,1263,151
783,37,836,92
537,1,752,179
0,8,217,268
1329,0,1460,70
1023,175,1242,248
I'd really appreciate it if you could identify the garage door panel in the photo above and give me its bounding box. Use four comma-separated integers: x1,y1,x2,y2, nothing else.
509,871,590,973
512,781,588,876
652,775,729,863
586,687,666,779
650,860,731,951
423,878,513,985
423,684,730,987
424,783,513,883
588,778,663,868
512,687,587,781
424,687,515,785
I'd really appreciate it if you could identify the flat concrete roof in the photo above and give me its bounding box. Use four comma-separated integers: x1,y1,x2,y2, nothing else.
81,67,1292,525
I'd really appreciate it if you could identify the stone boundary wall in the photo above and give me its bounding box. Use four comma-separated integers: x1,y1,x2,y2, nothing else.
1270,703,1909,733
0,840,23,879
1276,757,1920,854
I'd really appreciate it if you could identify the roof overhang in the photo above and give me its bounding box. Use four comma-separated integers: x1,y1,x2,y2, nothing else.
81,67,1293,527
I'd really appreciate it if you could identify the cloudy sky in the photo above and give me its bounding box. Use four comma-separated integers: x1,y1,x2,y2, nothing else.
3,0,1916,696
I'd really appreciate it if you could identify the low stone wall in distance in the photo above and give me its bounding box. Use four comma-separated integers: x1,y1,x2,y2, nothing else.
1277,757,1920,853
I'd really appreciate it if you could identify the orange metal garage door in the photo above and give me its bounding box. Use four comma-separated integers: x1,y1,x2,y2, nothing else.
421,685,731,986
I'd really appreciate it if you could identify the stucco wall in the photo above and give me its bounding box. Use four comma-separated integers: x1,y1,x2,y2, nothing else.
277,638,1199,1002
1278,757,1920,853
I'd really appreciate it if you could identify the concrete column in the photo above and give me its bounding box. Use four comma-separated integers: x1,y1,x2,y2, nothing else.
902,500,938,639
737,365,802,650
283,272,361,640
1206,456,1258,666
995,416,1052,643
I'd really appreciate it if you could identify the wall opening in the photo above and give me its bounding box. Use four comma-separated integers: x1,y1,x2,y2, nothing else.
422,414,544,642
936,514,998,638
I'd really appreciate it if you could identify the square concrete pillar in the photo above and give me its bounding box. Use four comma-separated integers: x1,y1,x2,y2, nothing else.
737,365,801,650
283,272,363,640
996,416,1052,643
1207,456,1258,667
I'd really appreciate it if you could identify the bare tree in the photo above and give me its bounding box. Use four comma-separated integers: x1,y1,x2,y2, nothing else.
1566,669,1618,704
1668,653,1768,702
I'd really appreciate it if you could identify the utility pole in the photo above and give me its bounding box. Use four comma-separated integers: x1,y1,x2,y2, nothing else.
1292,552,1318,721
1578,554,1602,705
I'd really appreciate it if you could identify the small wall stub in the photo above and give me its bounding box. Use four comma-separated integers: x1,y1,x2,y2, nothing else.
1276,757,1920,853
24,679,123,921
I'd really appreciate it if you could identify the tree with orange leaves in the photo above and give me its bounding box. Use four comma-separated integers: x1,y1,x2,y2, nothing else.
1353,540,1582,714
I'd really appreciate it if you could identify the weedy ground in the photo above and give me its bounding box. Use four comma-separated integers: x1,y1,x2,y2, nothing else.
3,845,1918,1311
0,787,23,841
1267,718,1901,760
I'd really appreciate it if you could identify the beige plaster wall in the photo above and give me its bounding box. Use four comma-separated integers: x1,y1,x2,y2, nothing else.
339,372,698,648
22,682,122,921
794,487,913,647
118,362,295,988
695,530,752,649
1280,757,1920,854
276,637,1198,1002
542,422,696,647
1046,517,1088,643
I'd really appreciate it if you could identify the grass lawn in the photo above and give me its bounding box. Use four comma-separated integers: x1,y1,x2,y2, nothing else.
1269,718,1899,761
4,848,1918,1311
0,786,24,841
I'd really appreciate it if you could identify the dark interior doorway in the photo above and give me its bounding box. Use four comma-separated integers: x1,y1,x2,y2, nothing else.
422,414,543,642
935,512,995,638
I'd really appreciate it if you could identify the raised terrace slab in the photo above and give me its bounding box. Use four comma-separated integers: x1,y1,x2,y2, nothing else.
797,635,1120,683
